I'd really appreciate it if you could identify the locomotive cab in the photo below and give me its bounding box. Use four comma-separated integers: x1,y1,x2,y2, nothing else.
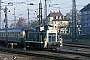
44,30,63,49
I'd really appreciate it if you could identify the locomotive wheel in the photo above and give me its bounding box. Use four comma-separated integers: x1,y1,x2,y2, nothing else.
56,47,61,51
0,41,5,46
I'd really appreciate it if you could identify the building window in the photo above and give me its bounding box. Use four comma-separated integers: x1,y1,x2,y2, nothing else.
54,21,56,24
61,16,64,19
88,11,90,14
58,16,60,19
55,26,56,28
83,11,87,14
54,16,56,19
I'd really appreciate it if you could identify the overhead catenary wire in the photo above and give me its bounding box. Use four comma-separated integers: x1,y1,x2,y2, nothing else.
1,0,90,28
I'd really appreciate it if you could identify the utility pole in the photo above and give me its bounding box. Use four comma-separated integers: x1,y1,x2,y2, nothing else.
0,0,2,29
72,0,77,43
44,0,47,24
39,0,42,25
4,6,8,47
28,8,30,27
44,0,47,19
14,7,16,27
27,3,35,27
39,0,43,49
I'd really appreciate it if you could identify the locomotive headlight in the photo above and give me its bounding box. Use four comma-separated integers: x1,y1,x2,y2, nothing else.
22,31,25,37
23,31,25,35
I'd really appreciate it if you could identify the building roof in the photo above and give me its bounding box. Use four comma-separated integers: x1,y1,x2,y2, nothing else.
0,27,25,32
48,10,63,17
80,3,90,12
0,27,34,32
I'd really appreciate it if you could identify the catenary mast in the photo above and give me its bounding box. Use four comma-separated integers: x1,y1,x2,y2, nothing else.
0,0,1,29
44,0,47,19
44,0,47,24
72,0,77,42
39,0,42,25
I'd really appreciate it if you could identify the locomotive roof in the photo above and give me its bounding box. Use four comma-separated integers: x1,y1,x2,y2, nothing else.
0,27,25,32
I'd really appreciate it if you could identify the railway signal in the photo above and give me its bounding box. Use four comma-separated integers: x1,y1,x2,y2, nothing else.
27,3,35,27
0,6,8,47
4,6,8,47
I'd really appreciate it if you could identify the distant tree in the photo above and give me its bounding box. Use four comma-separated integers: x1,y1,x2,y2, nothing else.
10,17,27,28
30,20,39,28
30,19,49,28
16,17,27,27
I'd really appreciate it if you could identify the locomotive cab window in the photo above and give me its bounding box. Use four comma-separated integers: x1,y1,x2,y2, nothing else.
14,32,17,37
3,33,4,37
48,33,56,42
1,33,2,37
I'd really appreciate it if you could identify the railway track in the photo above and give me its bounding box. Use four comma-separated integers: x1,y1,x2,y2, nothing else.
0,47,85,60
64,43,90,49
0,46,90,60
64,43,90,53
62,43,90,58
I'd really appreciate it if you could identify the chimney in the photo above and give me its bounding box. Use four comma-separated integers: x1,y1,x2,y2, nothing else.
50,11,52,13
59,10,60,12
59,10,62,13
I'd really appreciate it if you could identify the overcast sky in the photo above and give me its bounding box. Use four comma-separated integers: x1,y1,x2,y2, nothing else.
1,0,90,28
1,0,90,15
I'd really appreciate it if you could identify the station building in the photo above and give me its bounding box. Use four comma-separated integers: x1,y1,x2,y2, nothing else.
80,3,90,35
47,10,70,35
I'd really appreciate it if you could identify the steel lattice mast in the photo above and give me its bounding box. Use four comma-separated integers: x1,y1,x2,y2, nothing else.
44,0,47,19
39,0,42,25
72,0,77,42
0,0,1,29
